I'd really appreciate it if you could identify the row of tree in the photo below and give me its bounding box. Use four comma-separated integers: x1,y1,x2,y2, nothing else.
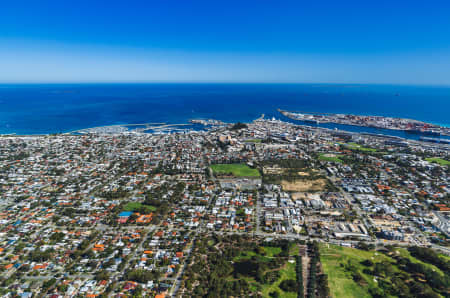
306,242,330,298
296,255,304,297
307,242,319,298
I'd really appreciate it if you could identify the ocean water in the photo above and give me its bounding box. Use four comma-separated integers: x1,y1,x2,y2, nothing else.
0,83,449,138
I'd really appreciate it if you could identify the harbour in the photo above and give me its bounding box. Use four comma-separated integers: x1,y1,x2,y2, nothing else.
278,109,450,139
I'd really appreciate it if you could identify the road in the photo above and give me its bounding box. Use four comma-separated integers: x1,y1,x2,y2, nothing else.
109,226,156,293
433,211,450,237
255,191,261,235
170,235,196,297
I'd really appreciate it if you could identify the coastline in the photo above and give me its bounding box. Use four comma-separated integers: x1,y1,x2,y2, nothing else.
3,113,450,146
278,109,450,136
1,83,450,136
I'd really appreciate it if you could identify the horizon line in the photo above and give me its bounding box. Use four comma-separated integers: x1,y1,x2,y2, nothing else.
0,81,450,88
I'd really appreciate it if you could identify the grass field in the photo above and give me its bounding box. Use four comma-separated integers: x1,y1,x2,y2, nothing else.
320,244,392,298
318,153,343,163
425,157,450,166
263,246,282,257
210,163,260,177
342,142,377,152
233,246,282,262
233,250,271,263
123,202,156,213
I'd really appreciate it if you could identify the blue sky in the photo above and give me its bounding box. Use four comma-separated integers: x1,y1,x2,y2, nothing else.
1,0,450,84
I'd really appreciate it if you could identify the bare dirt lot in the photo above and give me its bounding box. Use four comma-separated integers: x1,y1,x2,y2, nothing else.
297,171,310,176
262,166,284,175
281,178,327,192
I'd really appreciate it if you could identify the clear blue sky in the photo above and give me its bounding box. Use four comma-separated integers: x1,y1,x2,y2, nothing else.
1,0,449,84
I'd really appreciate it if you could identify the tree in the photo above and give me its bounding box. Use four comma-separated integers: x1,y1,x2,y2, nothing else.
357,241,374,251
231,122,248,130
95,270,110,281
317,274,330,298
269,291,280,298
279,279,298,292
360,259,373,267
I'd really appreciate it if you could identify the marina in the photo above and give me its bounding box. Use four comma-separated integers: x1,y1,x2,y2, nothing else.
74,123,203,135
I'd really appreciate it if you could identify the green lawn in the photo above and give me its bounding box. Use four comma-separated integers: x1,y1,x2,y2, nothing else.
440,252,450,262
233,246,284,262
263,246,282,257
319,153,343,163
425,157,450,166
210,163,260,177
233,246,287,261
123,202,156,213
342,142,377,152
320,244,392,298
233,250,271,263
233,250,258,261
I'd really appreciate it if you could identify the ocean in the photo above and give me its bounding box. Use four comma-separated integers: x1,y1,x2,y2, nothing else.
0,83,449,139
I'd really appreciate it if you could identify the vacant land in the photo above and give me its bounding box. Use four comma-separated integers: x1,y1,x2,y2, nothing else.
211,163,260,177
291,192,307,201
262,166,284,175
425,157,450,166
262,158,338,192
297,171,310,176
282,178,327,192
319,153,343,163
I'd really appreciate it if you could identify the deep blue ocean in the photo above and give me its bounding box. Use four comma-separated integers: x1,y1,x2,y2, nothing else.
0,84,449,139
